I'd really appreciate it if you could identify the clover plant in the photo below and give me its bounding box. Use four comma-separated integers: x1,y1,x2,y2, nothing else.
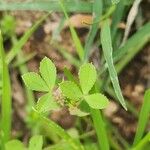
22,57,109,116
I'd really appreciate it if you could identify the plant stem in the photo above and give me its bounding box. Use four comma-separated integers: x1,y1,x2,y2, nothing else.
90,109,109,150
0,31,12,148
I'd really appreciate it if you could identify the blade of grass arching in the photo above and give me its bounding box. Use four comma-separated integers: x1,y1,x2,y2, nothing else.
6,13,49,64
59,0,84,61
101,19,127,110
133,89,150,145
84,0,103,62
132,132,150,150
0,1,92,13
113,22,150,63
34,110,84,150
0,31,11,148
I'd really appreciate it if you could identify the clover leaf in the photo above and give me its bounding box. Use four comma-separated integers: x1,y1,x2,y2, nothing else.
79,63,97,94
84,93,109,109
59,81,82,101
22,72,49,92
40,57,56,91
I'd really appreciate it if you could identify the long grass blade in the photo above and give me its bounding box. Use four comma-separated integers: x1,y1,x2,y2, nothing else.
0,1,92,13
133,89,150,145
84,0,103,62
0,31,12,148
101,19,127,110
59,0,84,61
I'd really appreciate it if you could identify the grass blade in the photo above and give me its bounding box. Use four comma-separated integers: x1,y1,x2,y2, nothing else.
133,89,150,145
84,0,103,62
6,14,49,64
0,31,12,148
59,0,84,61
101,19,127,110
0,1,92,13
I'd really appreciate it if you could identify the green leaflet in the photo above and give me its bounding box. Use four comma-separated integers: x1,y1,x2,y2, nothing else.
5,140,25,150
22,72,49,92
101,19,127,110
36,93,59,113
40,57,56,91
59,81,82,101
28,135,43,150
79,63,97,95
85,93,109,109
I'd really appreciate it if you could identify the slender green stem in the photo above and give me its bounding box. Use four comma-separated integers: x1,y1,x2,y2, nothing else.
0,31,12,148
90,109,109,150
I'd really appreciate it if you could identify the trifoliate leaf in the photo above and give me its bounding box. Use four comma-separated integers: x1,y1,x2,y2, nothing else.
22,72,49,92
28,135,43,150
39,57,56,91
5,140,25,150
36,93,59,113
79,63,97,94
59,81,82,101
85,93,109,109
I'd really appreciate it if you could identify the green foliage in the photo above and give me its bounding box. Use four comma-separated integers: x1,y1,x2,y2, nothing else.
36,93,58,113
60,81,82,101
5,140,26,150
22,57,109,116
101,19,127,110
60,0,84,61
40,57,56,91
22,72,50,92
60,63,109,111
0,15,16,38
0,31,12,148
85,93,109,109
22,57,58,113
28,135,43,150
79,63,97,94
